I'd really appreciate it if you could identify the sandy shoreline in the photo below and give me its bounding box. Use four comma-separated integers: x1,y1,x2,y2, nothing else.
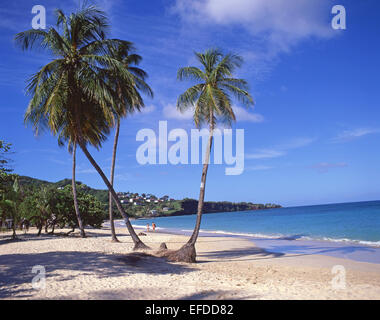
1,227,380,300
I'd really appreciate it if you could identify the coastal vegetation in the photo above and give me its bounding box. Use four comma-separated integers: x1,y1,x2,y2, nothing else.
0,140,13,177
0,173,280,239
0,175,280,230
1,177,105,238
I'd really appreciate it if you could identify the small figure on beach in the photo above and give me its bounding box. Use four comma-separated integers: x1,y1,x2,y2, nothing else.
146,223,150,232
152,222,156,232
21,219,29,234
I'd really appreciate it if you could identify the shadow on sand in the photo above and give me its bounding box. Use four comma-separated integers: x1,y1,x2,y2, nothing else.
198,246,284,263
0,251,195,299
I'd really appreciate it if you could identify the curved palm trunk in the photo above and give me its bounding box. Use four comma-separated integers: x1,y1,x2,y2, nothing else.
11,222,17,240
72,143,86,238
188,128,213,246
165,125,214,263
78,141,148,250
108,118,120,242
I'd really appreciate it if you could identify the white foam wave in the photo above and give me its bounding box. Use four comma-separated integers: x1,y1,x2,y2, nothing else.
304,236,380,248
198,229,282,239
114,220,380,248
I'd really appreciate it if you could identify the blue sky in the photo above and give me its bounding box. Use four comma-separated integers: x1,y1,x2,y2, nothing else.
1,0,380,207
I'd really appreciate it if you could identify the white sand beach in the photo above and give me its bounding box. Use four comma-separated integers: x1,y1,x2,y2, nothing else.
1,227,380,300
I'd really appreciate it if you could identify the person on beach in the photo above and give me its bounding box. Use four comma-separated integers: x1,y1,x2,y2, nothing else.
146,223,150,232
21,219,29,234
152,222,156,232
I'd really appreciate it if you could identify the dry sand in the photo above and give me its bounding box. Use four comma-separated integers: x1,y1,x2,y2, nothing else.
1,227,380,300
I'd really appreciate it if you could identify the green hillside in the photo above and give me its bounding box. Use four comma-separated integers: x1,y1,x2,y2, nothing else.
14,175,281,218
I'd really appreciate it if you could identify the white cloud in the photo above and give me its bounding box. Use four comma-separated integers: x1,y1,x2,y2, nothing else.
246,149,284,160
130,105,156,118
331,128,380,143
246,165,274,171
163,103,193,120
172,0,333,56
140,105,156,115
49,158,70,166
246,137,314,160
93,0,119,14
232,106,264,123
311,162,348,173
76,168,97,174
115,173,133,182
163,104,264,123
278,137,314,150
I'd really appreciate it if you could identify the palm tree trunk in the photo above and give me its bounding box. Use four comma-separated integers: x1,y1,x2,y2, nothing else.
187,127,213,246
108,118,120,242
72,142,86,238
164,124,214,263
11,222,17,239
37,223,42,236
78,141,148,250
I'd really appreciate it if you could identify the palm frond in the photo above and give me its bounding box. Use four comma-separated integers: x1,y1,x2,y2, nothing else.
177,67,206,82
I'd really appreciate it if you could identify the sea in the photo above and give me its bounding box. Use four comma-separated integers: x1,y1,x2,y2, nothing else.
114,200,380,264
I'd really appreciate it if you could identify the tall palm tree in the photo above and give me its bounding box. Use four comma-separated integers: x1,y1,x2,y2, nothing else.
106,42,153,242
15,4,149,249
168,49,254,262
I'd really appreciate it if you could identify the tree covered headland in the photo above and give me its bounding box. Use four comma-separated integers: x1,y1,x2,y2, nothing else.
1,173,281,238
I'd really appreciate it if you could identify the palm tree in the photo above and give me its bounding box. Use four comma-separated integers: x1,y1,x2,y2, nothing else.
167,49,254,262
106,42,153,242
15,4,149,250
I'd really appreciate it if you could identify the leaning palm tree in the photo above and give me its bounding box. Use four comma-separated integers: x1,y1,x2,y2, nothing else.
166,49,254,262
15,4,149,249
106,42,153,242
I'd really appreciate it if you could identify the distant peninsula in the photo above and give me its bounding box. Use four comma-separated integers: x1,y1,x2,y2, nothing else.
15,175,282,218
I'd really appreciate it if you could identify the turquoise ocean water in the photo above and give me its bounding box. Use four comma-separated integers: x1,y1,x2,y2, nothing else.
112,200,380,263
130,201,380,245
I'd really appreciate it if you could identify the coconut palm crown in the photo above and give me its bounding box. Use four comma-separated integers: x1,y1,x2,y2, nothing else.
177,48,254,129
